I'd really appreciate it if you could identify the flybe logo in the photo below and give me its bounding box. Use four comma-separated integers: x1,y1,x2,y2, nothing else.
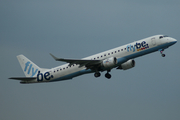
37,71,53,82
126,41,149,52
24,61,38,77
24,61,53,81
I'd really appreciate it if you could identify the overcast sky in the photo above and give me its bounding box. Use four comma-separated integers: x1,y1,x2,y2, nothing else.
1,1,180,120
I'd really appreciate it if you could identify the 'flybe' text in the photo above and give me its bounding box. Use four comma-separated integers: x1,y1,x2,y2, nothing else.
24,61,38,77
126,41,149,52
37,71,53,82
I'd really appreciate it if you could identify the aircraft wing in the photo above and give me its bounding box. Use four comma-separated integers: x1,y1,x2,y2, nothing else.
50,53,102,68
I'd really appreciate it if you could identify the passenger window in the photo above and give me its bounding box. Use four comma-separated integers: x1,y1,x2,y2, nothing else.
111,52,113,54
121,49,123,51
108,53,110,55
118,50,120,52
115,51,116,53
124,48,126,50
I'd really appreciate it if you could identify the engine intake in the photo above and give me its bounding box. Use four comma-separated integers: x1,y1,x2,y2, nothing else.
117,59,135,70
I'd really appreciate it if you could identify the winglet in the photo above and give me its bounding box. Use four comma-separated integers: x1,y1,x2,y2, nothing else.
50,53,59,61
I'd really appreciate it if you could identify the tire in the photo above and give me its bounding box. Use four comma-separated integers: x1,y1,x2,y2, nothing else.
162,54,165,57
105,73,111,79
94,72,101,78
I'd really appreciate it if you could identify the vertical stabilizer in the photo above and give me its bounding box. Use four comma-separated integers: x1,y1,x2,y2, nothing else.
17,55,40,77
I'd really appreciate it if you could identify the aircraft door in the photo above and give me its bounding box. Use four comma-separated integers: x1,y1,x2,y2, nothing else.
151,38,156,46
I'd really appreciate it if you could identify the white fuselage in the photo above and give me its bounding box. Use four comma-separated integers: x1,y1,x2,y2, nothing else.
20,35,177,83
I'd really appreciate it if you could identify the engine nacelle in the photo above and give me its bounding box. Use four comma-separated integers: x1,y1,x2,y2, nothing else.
102,57,117,68
117,59,135,70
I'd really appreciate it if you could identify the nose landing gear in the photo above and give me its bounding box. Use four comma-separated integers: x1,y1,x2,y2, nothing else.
160,49,166,57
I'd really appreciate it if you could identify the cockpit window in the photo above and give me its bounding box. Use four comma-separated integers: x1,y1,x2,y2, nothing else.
159,35,168,39
159,36,163,39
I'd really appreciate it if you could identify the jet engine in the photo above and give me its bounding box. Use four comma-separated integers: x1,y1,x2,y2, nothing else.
117,59,135,70
102,57,117,68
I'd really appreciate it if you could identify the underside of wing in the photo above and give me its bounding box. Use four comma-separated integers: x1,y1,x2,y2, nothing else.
50,53,102,68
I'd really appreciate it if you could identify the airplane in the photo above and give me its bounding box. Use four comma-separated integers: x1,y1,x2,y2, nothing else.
9,35,177,84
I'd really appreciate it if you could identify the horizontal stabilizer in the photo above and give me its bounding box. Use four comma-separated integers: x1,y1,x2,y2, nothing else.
9,77,36,81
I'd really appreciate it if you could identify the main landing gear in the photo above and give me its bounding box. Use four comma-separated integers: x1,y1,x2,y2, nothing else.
105,72,111,79
94,70,111,79
94,72,101,78
160,49,166,57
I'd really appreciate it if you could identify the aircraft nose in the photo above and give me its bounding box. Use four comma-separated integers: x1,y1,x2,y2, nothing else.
169,37,177,45
171,38,177,43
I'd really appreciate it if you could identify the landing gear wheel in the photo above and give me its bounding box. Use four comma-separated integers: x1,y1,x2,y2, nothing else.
105,73,111,79
160,49,165,57
162,54,165,57
94,72,101,78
